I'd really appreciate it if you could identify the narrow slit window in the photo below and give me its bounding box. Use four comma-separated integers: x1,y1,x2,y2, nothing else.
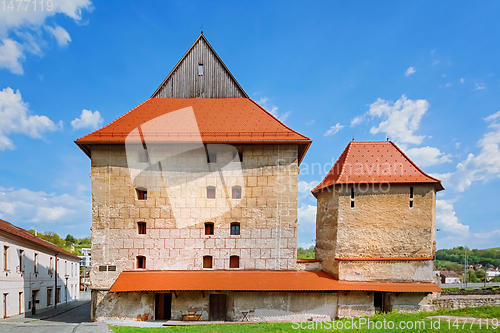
230,255,240,268
206,186,216,199
137,188,147,200
410,187,414,208
350,187,355,208
198,64,204,76
138,222,146,234
3,246,7,270
232,186,242,199
230,222,240,236
203,255,212,268
136,256,146,269
34,254,38,273
205,222,214,236
19,250,23,271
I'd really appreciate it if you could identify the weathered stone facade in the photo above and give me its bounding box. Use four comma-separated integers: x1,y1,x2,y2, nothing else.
90,143,299,289
316,184,436,281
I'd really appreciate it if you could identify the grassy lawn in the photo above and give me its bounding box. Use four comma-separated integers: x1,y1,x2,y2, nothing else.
110,306,500,333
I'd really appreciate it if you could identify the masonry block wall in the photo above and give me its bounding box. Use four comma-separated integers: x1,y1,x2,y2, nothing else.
316,183,436,282
89,144,299,289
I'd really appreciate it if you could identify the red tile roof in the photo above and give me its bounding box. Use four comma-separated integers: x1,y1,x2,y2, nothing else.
0,219,80,260
109,270,442,293
312,141,443,194
296,259,321,263
75,98,311,164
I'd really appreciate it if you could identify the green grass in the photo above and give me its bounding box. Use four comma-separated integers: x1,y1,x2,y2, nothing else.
109,306,500,333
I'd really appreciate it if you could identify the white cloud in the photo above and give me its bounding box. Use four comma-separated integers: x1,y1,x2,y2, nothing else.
0,39,24,74
0,186,90,224
45,25,71,47
0,87,60,151
71,109,103,130
436,199,500,249
257,97,291,122
324,123,344,136
405,67,416,76
460,78,465,83
442,111,500,192
350,115,364,126
0,0,92,74
475,83,486,90
368,95,429,145
405,146,452,167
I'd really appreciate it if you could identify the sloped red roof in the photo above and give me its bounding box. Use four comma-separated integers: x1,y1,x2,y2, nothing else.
312,141,443,194
0,219,80,260
109,270,442,293
75,98,311,163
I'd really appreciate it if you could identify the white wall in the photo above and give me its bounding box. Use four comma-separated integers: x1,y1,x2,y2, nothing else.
0,234,80,318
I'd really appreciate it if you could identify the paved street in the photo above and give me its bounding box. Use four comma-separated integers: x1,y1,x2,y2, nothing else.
0,294,112,333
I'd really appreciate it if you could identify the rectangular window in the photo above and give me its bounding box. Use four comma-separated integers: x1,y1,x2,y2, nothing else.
206,187,216,199
205,223,214,236
233,150,242,162
138,222,147,234
18,292,22,315
19,250,23,272
198,64,204,76
231,223,240,236
410,187,414,208
47,288,52,306
137,189,147,200
34,254,38,274
56,287,61,304
230,256,239,268
136,256,146,269
208,152,217,163
203,256,212,269
3,293,7,318
3,246,8,270
232,186,241,199
98,265,107,272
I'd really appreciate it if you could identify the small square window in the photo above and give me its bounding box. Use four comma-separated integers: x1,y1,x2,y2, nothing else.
198,64,204,76
232,186,241,199
208,152,217,163
203,256,212,268
137,189,147,200
230,256,239,268
207,186,216,199
205,222,214,236
230,223,240,236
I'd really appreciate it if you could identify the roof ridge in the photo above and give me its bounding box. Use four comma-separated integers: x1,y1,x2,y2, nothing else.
388,141,443,184
247,98,311,141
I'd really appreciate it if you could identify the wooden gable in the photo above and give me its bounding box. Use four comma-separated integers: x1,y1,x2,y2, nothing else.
151,33,248,99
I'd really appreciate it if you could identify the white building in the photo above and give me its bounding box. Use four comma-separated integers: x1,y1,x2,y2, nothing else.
487,268,500,279
0,219,80,319
78,248,91,267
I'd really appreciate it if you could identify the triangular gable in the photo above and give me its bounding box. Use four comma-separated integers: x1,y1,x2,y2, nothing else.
151,33,248,98
312,141,443,194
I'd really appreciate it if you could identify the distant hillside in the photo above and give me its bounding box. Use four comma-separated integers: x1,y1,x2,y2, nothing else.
28,230,90,255
436,247,500,270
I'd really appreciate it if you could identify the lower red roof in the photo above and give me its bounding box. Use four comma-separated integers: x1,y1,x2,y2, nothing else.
109,270,442,293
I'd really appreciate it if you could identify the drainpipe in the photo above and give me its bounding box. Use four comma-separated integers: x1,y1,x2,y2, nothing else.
55,253,59,309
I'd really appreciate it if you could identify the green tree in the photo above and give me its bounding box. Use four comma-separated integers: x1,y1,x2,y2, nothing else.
65,234,77,246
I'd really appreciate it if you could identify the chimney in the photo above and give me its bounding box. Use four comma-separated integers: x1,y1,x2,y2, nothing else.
34,226,37,237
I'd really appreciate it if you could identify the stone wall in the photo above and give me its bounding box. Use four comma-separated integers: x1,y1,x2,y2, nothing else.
89,143,299,287
316,183,436,282
428,294,500,311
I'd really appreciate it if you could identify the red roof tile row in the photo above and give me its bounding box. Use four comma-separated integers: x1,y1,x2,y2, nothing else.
75,98,311,163
312,141,443,194
109,270,442,293
0,219,80,260
335,257,434,261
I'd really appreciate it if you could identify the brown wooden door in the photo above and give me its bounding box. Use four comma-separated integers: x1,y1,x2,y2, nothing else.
209,294,226,321
155,293,171,320
3,294,6,318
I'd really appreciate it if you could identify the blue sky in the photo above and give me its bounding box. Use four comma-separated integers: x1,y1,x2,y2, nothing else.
0,1,499,249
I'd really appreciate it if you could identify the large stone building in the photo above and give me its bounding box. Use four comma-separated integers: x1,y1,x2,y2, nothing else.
76,33,442,322
0,219,80,319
